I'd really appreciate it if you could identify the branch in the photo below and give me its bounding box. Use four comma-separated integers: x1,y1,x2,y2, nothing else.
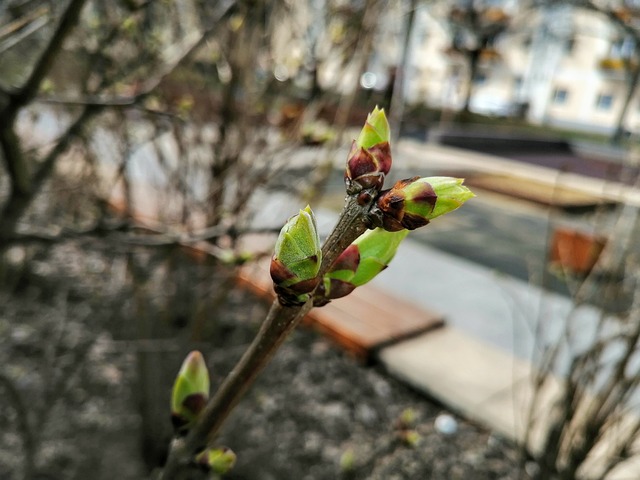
0,7,50,56
567,0,640,42
9,0,89,113
0,104,102,239
34,95,185,120
0,5,49,41
160,195,370,478
0,0,236,244
1,220,280,268
0,0,89,243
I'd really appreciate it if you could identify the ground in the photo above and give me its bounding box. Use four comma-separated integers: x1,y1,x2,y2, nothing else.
0,239,531,480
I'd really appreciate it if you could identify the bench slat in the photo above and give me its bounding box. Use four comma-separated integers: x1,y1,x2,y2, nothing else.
237,259,444,361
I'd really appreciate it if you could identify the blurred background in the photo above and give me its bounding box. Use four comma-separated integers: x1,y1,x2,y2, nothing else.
2,1,640,479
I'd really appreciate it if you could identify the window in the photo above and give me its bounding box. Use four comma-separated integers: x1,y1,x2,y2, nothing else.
611,36,635,58
552,88,569,104
473,72,487,84
595,93,614,110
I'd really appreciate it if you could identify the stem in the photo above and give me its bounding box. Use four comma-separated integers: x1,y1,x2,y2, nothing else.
0,0,89,244
160,195,371,478
319,195,369,272
9,0,89,112
161,299,313,478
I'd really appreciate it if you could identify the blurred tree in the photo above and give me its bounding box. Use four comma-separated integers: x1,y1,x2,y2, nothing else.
0,0,390,472
443,0,511,115
575,0,640,143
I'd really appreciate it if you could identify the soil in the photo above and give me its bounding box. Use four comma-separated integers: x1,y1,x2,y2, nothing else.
0,239,532,480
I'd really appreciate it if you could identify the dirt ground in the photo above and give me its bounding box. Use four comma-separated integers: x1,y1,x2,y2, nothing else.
0,239,533,480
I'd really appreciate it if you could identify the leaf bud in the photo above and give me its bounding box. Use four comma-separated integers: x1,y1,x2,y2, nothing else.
270,206,322,305
316,228,408,303
345,106,392,193
171,351,210,434
196,447,237,474
374,176,474,231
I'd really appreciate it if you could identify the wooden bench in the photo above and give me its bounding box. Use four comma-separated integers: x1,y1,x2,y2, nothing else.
237,258,445,362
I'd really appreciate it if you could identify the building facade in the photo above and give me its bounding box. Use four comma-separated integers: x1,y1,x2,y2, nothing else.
408,2,640,135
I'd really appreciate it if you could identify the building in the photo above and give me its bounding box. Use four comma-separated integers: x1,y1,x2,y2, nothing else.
376,1,640,135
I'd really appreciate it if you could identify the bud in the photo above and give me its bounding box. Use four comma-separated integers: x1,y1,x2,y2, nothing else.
317,228,408,303
270,205,322,305
400,430,422,448
339,448,356,473
374,176,474,232
345,106,392,194
196,447,237,474
171,351,210,434
356,105,390,149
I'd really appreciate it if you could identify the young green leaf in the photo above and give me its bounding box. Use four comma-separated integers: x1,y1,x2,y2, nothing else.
270,205,322,305
375,176,475,231
317,228,409,303
345,106,392,193
171,351,210,434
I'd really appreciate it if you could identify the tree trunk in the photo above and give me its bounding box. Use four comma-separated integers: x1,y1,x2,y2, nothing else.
462,48,481,115
612,59,640,144
389,0,418,139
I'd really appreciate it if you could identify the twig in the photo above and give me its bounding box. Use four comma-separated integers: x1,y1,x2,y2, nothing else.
34,95,189,120
160,194,371,478
9,0,88,112
0,13,50,55
0,0,235,246
0,5,49,41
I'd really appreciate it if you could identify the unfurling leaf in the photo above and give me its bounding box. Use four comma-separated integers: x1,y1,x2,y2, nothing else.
375,176,475,232
171,351,210,434
345,106,392,193
196,446,237,474
270,206,322,305
315,228,408,304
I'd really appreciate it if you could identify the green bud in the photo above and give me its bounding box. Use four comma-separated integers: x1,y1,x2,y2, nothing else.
425,177,476,219
398,407,418,428
196,447,237,474
339,448,356,472
270,205,322,305
356,106,390,149
375,176,474,231
350,228,408,286
171,351,210,434
316,228,408,303
400,430,422,448
345,107,392,193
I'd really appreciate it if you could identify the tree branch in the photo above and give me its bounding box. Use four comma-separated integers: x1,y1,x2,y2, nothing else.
160,194,371,479
9,0,89,113
0,103,101,240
